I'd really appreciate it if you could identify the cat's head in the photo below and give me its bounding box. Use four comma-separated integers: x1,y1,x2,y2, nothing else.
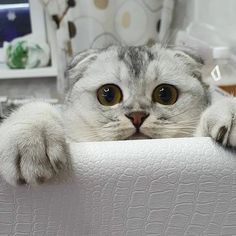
65,44,208,141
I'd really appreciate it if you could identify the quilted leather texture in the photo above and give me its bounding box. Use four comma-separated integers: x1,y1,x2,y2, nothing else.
0,137,236,236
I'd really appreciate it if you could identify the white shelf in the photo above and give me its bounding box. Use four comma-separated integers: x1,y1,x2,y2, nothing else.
0,67,57,79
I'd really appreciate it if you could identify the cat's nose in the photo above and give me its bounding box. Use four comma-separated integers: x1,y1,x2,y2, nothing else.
126,111,149,129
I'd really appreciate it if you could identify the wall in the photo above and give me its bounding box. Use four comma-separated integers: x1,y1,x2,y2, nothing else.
173,0,236,48
172,0,236,86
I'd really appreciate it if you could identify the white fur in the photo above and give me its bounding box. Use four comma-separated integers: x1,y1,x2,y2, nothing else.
0,102,69,185
0,45,235,185
196,97,236,147
64,46,207,141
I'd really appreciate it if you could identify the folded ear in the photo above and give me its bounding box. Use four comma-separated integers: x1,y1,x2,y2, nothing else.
172,47,205,80
173,48,204,66
66,49,100,91
150,43,204,66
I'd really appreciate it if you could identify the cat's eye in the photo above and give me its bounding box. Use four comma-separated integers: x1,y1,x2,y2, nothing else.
97,84,123,106
152,84,178,105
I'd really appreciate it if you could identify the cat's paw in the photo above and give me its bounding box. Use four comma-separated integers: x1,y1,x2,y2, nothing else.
0,102,70,186
196,97,236,147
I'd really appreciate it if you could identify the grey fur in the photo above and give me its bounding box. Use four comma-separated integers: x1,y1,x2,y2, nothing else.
1,44,236,186
118,46,154,77
66,49,100,91
64,44,209,141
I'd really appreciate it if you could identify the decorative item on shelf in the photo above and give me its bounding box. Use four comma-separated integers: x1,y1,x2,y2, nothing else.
3,36,50,69
211,47,236,96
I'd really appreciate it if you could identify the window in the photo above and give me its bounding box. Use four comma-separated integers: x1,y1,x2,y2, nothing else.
0,1,32,47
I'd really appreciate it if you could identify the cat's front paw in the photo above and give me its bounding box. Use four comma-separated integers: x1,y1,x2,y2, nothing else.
196,97,236,147
0,102,70,186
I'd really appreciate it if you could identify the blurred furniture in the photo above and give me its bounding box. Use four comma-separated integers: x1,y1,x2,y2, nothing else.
220,85,236,96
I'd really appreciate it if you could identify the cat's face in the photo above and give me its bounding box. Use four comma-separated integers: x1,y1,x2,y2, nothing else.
65,45,208,142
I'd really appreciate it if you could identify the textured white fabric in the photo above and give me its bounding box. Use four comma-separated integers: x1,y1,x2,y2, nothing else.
0,137,236,235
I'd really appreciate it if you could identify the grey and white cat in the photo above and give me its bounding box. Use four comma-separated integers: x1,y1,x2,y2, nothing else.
0,44,235,185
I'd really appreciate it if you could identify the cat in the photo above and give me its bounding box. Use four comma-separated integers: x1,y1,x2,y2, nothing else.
0,44,235,186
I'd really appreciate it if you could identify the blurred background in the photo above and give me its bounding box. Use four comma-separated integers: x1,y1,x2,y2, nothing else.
0,0,236,117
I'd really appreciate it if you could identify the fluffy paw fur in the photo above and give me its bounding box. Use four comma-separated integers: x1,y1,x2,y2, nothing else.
196,97,236,147
0,102,69,186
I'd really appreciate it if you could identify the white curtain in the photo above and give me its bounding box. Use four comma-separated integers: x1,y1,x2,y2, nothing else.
40,0,172,94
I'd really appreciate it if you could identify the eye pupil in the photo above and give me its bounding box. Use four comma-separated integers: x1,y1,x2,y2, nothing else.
97,84,123,106
152,84,178,105
159,87,172,102
103,88,114,102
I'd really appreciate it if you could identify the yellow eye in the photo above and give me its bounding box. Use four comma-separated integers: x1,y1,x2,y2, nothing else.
97,84,123,106
152,84,178,105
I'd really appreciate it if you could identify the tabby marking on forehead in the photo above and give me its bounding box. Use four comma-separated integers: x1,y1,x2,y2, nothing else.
118,46,154,77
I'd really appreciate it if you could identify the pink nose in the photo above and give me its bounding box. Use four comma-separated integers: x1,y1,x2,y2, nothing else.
126,111,149,129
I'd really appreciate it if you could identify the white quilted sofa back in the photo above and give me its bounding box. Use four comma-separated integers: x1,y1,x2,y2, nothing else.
0,137,236,235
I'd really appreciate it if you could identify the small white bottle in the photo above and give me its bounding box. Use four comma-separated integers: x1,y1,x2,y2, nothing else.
210,47,236,86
